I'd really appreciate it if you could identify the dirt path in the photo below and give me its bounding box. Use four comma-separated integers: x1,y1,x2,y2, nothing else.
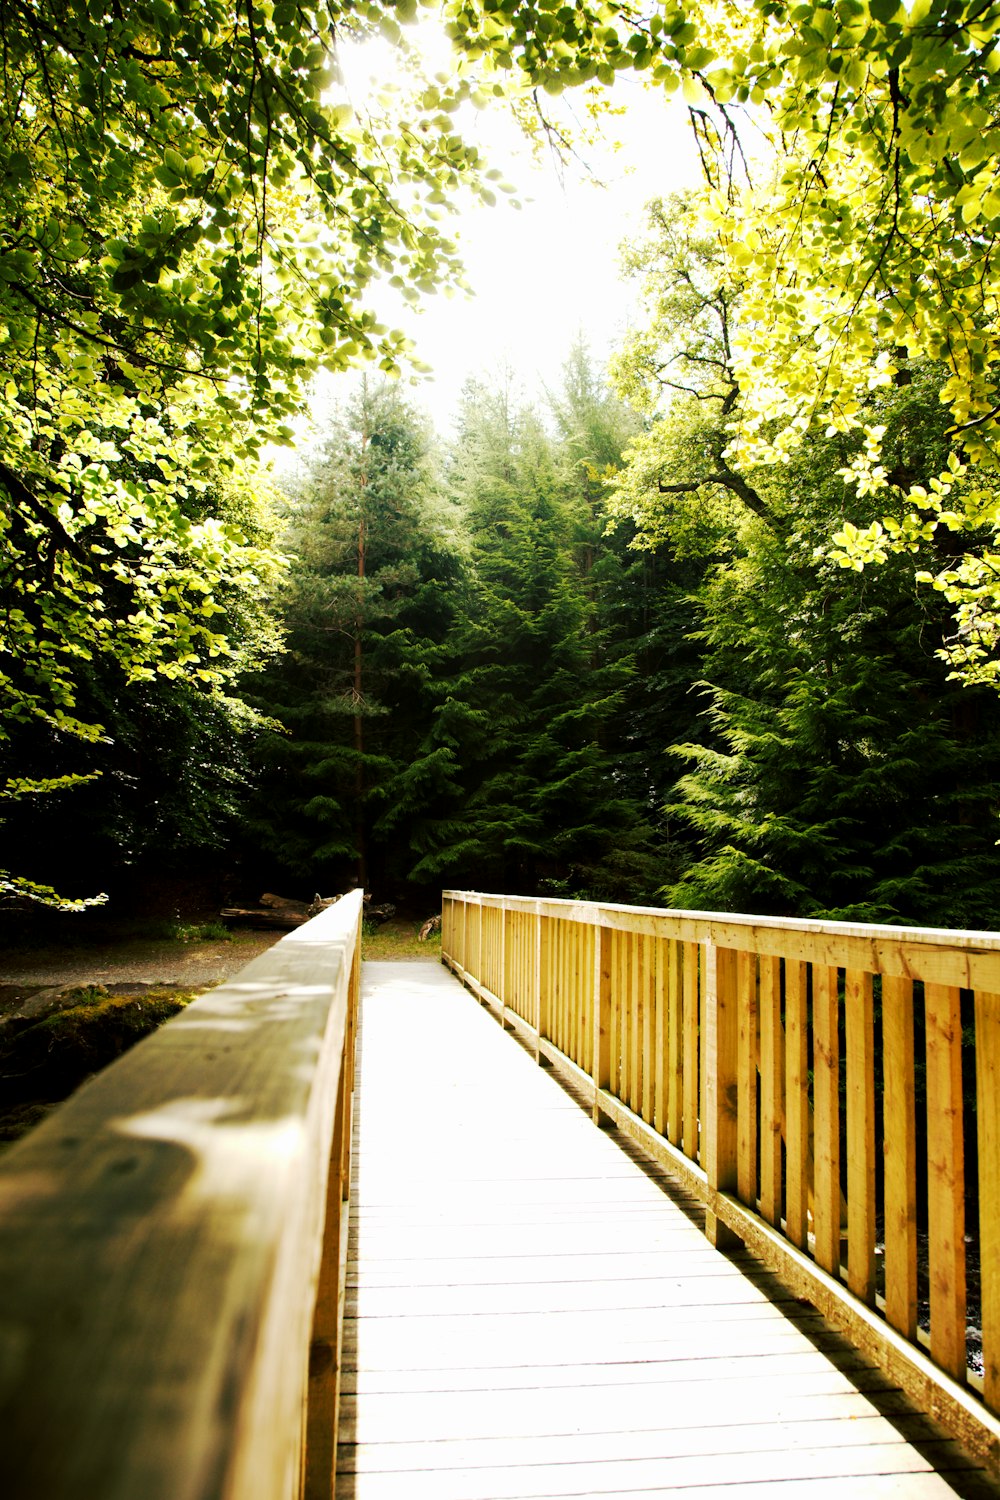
0,931,280,1018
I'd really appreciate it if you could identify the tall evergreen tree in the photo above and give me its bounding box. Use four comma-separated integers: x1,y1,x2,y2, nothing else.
410,371,678,902
609,198,1000,926
242,382,462,898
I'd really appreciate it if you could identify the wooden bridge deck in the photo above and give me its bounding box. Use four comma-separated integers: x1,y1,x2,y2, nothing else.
338,961,1000,1500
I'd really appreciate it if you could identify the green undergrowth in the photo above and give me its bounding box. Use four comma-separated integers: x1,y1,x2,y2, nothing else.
0,986,196,1147
156,918,233,943
361,918,441,962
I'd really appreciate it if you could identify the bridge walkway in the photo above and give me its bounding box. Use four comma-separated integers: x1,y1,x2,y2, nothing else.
337,961,999,1500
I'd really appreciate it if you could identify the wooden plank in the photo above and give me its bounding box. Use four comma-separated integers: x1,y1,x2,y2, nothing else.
345,1478,986,1500
592,925,612,1126
737,949,759,1208
924,982,967,1383
641,934,654,1124
682,940,700,1162
343,1350,892,1394
883,974,918,1340
812,963,842,1277
759,954,783,1227
334,1442,970,1500
704,943,739,1248
338,1381,930,1445
666,938,684,1147
978,991,1000,1414
610,929,622,1100
441,890,1000,993
537,913,551,1054
630,929,642,1114
784,960,810,1249
305,1049,352,1500
337,1412,957,1467
653,936,667,1135
550,918,561,1052
579,924,593,1075
0,893,363,1500
564,919,574,1060
565,921,574,1063
845,968,876,1305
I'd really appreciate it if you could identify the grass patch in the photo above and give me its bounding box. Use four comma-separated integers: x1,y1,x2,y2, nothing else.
361,918,441,962
161,918,233,943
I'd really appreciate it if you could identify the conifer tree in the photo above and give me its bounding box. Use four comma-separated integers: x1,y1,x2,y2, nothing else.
243,382,462,897
609,198,1000,925
416,371,677,902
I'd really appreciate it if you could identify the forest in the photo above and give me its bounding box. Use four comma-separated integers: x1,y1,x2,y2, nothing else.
6,0,1000,931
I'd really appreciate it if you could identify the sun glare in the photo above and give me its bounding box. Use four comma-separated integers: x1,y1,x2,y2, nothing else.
322,18,701,432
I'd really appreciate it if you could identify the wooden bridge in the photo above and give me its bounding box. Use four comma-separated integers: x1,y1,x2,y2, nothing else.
2,889,1000,1498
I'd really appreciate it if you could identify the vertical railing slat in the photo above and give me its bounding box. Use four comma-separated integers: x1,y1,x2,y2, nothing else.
666,939,684,1148
759,955,783,1228
641,935,654,1124
683,941,700,1163
593,923,612,1125
976,989,1000,1412
630,931,642,1116
537,910,550,1053
883,974,918,1338
705,942,740,1249
845,968,876,1305
653,936,667,1135
784,959,809,1250
737,950,758,1209
813,964,842,1277
582,923,593,1074
925,981,967,1383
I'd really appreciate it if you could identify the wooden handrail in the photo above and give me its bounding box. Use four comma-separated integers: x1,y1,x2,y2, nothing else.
442,889,1000,1471
0,889,363,1500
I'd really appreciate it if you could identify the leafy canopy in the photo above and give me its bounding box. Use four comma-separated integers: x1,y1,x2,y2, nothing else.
0,0,500,902
444,0,1000,681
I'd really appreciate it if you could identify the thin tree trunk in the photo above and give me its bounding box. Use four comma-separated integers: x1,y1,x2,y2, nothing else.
354,417,368,891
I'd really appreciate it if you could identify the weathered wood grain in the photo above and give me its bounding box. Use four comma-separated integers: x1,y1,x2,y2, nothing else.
883,973,918,1340
977,991,1000,1411
812,962,842,1277
759,953,783,1227
784,957,810,1250
0,891,363,1500
845,967,877,1305
925,982,968,1383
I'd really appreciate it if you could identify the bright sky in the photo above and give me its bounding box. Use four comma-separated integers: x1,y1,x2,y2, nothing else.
304,29,703,440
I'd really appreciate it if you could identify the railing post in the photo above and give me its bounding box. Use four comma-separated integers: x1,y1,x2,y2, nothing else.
536,904,550,1060
976,989,1000,1411
501,903,511,1016
458,897,468,974
812,964,841,1275
703,941,740,1250
593,921,612,1124
474,898,484,989
925,982,967,1382
305,903,362,1500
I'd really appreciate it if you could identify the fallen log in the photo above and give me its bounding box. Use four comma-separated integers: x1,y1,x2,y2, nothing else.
220,898,310,930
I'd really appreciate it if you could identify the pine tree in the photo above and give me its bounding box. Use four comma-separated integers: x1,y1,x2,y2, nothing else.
414,372,678,902
242,381,462,898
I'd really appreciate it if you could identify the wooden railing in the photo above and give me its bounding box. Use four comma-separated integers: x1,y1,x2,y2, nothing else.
0,889,363,1500
443,889,1000,1468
